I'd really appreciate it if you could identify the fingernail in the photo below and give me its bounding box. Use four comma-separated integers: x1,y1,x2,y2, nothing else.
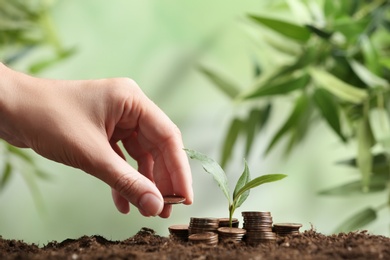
139,193,163,216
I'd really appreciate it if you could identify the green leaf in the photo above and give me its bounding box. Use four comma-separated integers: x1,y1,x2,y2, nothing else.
271,48,317,79
7,145,34,163
369,108,390,153
220,118,243,168
248,14,311,42
313,88,346,142
198,65,240,99
258,103,272,129
232,160,251,208
337,153,389,175
357,115,373,192
380,58,390,70
335,207,377,233
310,68,368,104
234,174,287,200
265,94,309,154
306,25,333,39
242,73,310,99
29,47,76,74
244,109,261,157
0,162,12,191
360,35,380,75
349,59,388,88
185,149,231,203
318,176,387,196
382,19,390,32
333,17,369,42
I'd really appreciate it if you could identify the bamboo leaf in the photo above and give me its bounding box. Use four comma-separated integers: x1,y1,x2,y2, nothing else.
185,149,231,203
306,25,333,39
0,162,12,191
380,58,390,70
232,161,251,208
318,176,387,196
243,74,310,99
357,116,373,192
310,68,368,104
7,145,34,163
244,109,261,157
313,88,346,142
335,207,377,233
258,103,272,129
333,17,369,41
369,108,390,152
198,65,240,99
220,118,243,168
266,94,309,154
29,47,76,74
271,48,317,79
349,59,388,88
361,35,380,75
337,153,389,175
248,14,311,42
18,165,46,213
234,174,287,200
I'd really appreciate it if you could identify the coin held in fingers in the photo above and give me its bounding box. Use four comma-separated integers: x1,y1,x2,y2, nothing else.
163,195,186,204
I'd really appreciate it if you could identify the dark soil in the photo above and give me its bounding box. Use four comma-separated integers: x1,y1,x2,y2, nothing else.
1,227,390,260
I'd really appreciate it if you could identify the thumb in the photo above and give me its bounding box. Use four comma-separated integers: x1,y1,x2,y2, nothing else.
91,145,164,217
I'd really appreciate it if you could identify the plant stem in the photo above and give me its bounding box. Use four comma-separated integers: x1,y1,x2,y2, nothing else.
229,204,233,228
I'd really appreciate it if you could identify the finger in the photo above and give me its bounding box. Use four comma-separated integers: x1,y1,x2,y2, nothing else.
111,188,130,214
131,97,193,204
159,204,172,218
91,141,164,217
110,143,130,214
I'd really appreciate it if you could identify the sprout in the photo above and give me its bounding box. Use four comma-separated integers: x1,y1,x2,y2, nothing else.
185,149,286,227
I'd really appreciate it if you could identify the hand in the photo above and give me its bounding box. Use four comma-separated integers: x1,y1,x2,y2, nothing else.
0,63,193,217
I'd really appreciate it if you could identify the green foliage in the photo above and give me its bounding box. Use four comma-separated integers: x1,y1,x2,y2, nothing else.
200,0,390,232
185,148,286,227
0,0,74,72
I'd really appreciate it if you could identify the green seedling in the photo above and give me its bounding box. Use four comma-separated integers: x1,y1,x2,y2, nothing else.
185,148,286,227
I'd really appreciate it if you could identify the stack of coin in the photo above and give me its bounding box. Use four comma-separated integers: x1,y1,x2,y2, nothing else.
217,227,246,243
217,218,239,228
242,211,276,245
168,224,189,242
188,217,219,235
273,223,302,236
188,232,219,246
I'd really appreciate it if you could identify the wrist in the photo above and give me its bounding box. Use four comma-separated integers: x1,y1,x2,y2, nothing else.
0,63,32,147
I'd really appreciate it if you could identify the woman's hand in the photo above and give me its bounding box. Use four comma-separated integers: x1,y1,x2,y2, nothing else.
0,63,193,217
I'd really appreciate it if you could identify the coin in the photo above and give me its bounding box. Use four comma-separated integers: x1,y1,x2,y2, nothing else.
218,218,239,228
188,232,219,246
163,195,186,204
273,223,302,236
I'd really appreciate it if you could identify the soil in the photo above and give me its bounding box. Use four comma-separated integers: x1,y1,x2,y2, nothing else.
1,227,390,260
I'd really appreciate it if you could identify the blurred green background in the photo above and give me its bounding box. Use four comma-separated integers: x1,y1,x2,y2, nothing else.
0,0,389,244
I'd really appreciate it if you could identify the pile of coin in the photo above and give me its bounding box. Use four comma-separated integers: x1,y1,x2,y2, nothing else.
217,218,239,228
217,227,246,243
242,211,276,245
188,232,219,246
188,217,219,235
168,224,189,242
273,223,302,236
